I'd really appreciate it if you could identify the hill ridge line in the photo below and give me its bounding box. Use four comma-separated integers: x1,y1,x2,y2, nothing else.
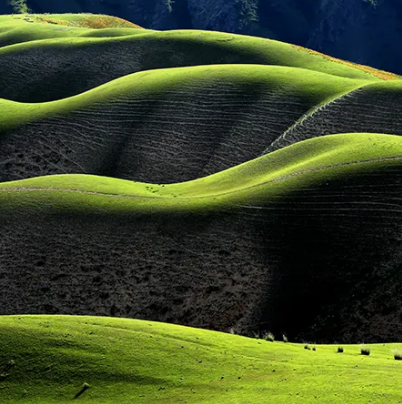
3,152,402,202
264,84,370,154
0,64,362,105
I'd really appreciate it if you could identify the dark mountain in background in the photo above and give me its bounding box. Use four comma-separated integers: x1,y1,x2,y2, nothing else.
4,0,399,75
0,2,12,13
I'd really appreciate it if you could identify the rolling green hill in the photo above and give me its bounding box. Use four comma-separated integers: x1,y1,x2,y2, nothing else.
0,13,391,81
1,12,402,403
0,64,369,184
0,13,398,103
1,315,402,404
0,133,401,213
1,133,402,345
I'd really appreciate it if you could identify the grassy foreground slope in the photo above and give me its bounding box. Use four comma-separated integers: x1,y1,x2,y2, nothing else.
1,315,402,404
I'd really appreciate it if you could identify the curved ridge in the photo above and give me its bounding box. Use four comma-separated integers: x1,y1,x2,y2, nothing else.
1,134,402,343
0,26,387,103
0,133,401,212
0,65,363,184
264,80,402,154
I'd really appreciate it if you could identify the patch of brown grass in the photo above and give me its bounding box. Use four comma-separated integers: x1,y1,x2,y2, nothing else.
34,15,143,29
78,15,143,29
34,17,71,26
292,44,400,81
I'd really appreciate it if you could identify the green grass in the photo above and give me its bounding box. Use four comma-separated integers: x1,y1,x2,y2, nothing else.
0,133,401,214
0,63,368,130
1,13,402,403
0,14,147,47
0,13,398,81
0,315,402,403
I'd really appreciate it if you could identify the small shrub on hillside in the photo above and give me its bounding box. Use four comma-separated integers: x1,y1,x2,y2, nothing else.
337,346,344,353
312,346,316,351
304,344,310,350
393,349,402,360
263,332,275,342
360,345,371,356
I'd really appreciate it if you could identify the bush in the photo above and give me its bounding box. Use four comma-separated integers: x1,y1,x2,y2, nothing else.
393,349,402,360
337,346,344,353
304,344,310,350
263,332,275,342
360,345,371,356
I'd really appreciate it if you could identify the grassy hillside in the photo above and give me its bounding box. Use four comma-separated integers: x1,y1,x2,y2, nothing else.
0,15,146,48
0,64,365,131
0,133,401,214
0,133,402,345
0,64,369,184
265,79,402,154
0,14,399,104
0,13,389,82
1,315,402,403
2,14,402,402
0,13,143,29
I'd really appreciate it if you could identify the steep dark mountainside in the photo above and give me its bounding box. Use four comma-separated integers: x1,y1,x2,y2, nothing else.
7,0,400,73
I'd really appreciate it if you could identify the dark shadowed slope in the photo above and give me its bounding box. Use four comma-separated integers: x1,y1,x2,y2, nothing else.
0,65,364,184
265,81,402,154
0,15,396,103
1,134,402,342
1,14,402,344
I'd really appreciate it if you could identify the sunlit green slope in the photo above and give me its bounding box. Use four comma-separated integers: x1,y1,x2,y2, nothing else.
1,315,401,404
0,64,366,131
0,133,400,214
0,13,398,82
